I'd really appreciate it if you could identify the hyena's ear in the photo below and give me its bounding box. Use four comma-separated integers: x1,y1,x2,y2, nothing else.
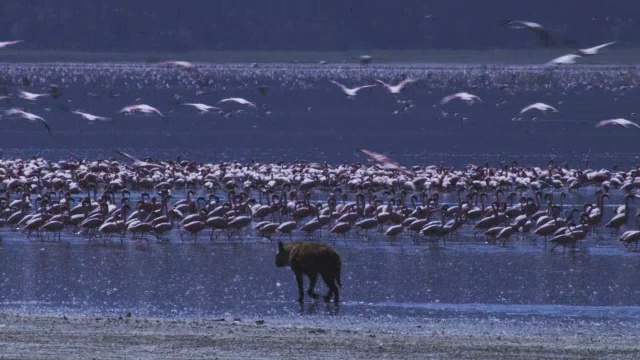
277,241,285,252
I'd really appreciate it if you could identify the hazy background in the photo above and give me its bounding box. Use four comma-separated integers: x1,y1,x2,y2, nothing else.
0,1,636,52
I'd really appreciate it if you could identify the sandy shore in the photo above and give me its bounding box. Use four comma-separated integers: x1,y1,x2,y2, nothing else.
0,312,638,359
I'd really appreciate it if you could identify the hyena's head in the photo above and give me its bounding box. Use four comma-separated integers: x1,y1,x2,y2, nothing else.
275,241,290,267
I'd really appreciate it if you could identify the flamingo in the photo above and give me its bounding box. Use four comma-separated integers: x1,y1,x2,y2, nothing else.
520,102,559,115
183,103,220,113
385,224,403,239
547,54,581,65
441,92,482,105
5,108,52,135
501,20,554,47
120,104,164,118
218,97,256,107
330,222,351,238
182,221,206,241
18,90,49,101
40,220,65,241
360,149,404,170
577,41,616,56
0,40,23,48
114,151,163,170
329,80,376,97
72,110,111,122
159,60,195,70
375,78,416,94
596,119,640,129
276,221,297,240
620,214,640,249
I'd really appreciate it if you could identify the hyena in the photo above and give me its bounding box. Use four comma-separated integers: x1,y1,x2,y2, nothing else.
275,241,342,303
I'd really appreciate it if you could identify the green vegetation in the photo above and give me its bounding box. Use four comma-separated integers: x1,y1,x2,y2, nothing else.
0,49,636,65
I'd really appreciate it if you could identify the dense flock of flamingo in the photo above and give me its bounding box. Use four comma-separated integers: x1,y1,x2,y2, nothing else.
0,153,639,253
0,36,638,252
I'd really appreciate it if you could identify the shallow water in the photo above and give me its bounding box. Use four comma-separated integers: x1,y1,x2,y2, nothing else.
1,230,640,324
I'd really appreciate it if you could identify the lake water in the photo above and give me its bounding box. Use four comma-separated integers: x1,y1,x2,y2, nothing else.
1,230,640,325
1,63,640,328
0,63,639,167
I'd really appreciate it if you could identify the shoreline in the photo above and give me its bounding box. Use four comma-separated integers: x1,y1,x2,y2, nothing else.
0,49,636,65
0,312,638,359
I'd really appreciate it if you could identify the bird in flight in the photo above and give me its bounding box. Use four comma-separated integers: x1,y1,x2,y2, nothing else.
520,102,559,114
375,78,416,94
0,40,23,49
576,41,616,56
159,60,195,70
501,20,555,48
547,54,581,65
183,103,220,113
72,110,111,122
114,151,163,170
218,97,256,107
361,149,400,167
120,104,164,118
18,90,49,101
596,118,640,129
441,92,482,105
329,80,377,97
5,108,52,135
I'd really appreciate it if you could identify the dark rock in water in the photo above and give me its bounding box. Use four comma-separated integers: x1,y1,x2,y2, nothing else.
255,319,265,325
126,311,132,318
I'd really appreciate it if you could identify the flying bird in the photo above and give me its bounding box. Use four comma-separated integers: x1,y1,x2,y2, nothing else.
547,54,581,65
18,90,49,101
329,80,377,97
114,151,163,169
501,20,554,47
576,41,616,56
361,148,400,165
120,104,164,118
159,60,195,70
596,118,640,129
5,108,52,135
359,55,373,64
218,97,256,107
375,78,416,94
441,92,482,105
183,103,220,113
0,40,23,49
72,110,111,122
520,102,559,114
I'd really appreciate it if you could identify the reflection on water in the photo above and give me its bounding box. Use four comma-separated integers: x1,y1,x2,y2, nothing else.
1,236,640,321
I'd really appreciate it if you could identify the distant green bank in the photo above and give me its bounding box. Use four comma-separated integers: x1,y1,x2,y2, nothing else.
0,49,636,65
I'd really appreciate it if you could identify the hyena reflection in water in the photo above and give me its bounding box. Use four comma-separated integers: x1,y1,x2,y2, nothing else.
275,241,342,303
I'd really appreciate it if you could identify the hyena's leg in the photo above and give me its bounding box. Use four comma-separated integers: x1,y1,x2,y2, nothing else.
307,273,319,299
295,272,305,303
321,273,339,303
